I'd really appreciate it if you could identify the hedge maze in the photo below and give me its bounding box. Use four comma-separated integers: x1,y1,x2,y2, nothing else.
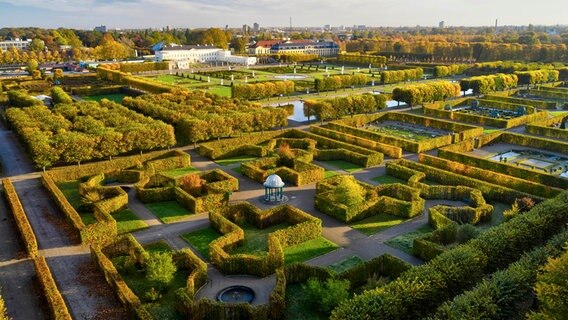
3,67,568,320
42,150,192,245
315,175,424,223
209,203,322,277
424,97,549,128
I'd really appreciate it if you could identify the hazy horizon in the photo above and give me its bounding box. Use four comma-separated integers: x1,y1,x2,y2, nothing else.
0,0,567,30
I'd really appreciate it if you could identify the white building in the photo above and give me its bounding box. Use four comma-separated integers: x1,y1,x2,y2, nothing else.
154,44,256,69
0,38,32,51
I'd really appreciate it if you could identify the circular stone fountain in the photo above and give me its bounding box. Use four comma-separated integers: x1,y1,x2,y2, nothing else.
217,286,256,304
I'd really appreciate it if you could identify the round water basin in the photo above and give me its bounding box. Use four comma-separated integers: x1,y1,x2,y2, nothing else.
217,286,255,304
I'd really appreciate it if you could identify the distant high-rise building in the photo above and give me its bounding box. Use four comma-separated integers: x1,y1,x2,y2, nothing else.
94,25,107,32
324,24,331,31
439,21,445,28
253,22,260,33
242,24,250,33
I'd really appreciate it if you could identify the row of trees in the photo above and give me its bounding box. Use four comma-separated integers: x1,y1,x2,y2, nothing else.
6,100,175,168
346,39,568,62
304,93,387,121
337,53,387,67
459,73,519,95
433,64,469,77
380,68,424,84
121,91,289,144
392,81,461,107
315,74,368,92
7,90,44,108
231,81,295,100
515,69,560,88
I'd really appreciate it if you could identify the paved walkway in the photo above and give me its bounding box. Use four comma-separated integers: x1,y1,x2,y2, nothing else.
127,148,437,304
0,122,127,319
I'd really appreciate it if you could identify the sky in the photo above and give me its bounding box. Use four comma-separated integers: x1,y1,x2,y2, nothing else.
0,0,567,30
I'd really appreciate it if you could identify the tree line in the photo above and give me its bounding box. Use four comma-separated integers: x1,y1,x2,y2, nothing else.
392,81,461,107
337,53,387,67
380,68,424,84
231,81,295,100
459,74,519,95
6,99,175,169
121,90,289,144
304,93,387,121
315,74,368,92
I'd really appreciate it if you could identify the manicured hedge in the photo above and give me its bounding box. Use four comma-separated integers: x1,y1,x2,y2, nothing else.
433,64,469,77
330,112,482,153
119,62,169,73
386,160,538,203
484,94,555,109
91,246,152,319
423,98,548,128
331,190,568,320
242,156,324,186
526,114,568,140
209,203,322,277
460,73,518,95
315,176,424,223
33,256,72,320
2,178,38,258
433,231,568,320
438,132,568,189
311,125,401,158
418,154,561,199
198,131,282,160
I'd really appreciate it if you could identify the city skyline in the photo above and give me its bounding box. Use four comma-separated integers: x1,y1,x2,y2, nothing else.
0,0,567,30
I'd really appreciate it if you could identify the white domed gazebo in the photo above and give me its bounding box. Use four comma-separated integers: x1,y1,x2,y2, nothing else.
264,174,285,202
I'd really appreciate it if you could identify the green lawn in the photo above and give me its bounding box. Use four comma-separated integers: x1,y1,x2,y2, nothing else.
182,226,337,264
215,155,259,166
114,209,148,234
483,127,502,134
160,166,198,178
231,221,290,255
145,240,172,253
550,111,567,116
350,214,407,236
181,228,221,260
151,74,185,84
283,237,338,265
81,93,127,103
327,255,363,274
113,242,186,320
324,170,339,179
232,166,243,175
385,224,434,254
208,85,232,97
322,160,363,173
57,180,97,225
371,174,406,185
145,201,193,223
285,284,329,320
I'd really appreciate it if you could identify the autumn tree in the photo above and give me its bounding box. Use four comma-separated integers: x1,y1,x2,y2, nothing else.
145,251,177,288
